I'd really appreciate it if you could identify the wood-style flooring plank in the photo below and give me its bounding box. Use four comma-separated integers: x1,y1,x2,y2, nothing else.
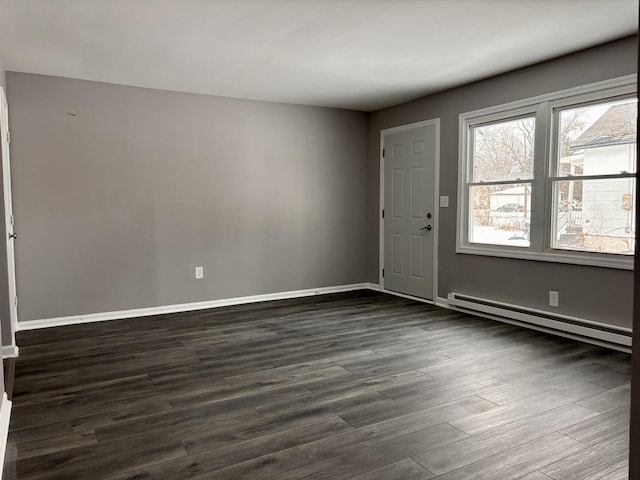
517,472,555,480
424,432,587,480
448,382,607,436
413,403,597,476
346,458,435,480
279,422,468,480
560,404,631,446
541,431,629,480
12,438,187,480
575,383,630,413
298,396,491,461
107,417,353,480
6,431,98,461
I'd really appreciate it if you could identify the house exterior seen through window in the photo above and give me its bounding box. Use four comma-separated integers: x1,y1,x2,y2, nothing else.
552,100,637,255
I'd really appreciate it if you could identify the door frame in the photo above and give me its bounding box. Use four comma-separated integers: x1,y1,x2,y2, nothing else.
0,87,18,354
379,118,440,303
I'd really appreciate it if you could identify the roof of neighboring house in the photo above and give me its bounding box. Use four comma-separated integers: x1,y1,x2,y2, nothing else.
570,103,637,150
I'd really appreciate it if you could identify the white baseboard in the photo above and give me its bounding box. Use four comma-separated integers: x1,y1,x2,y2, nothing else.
366,283,381,291
378,288,436,305
18,283,377,331
1,345,18,359
371,286,448,309
435,296,449,309
0,393,11,479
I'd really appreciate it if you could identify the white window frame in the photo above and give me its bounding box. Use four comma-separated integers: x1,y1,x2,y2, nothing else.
457,75,637,270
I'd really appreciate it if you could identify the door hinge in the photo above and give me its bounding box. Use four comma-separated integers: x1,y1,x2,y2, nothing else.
382,268,385,278
13,296,17,307
381,209,384,219
6,131,10,144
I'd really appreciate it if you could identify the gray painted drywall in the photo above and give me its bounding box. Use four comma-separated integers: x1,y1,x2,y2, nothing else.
0,55,9,348
368,36,638,328
0,57,5,89
7,73,369,321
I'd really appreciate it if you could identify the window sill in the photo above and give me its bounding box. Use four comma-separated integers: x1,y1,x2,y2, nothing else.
456,244,633,270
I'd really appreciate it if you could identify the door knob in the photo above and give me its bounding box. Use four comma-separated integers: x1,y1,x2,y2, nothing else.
8,233,17,239
420,225,432,231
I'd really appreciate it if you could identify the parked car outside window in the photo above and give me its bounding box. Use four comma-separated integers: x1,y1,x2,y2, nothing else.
496,203,524,212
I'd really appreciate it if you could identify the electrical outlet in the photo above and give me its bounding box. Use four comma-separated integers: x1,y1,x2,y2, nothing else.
549,290,559,307
440,196,449,208
195,266,204,279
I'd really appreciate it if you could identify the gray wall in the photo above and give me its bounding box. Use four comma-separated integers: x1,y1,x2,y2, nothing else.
0,57,5,89
368,36,638,329
6,73,369,322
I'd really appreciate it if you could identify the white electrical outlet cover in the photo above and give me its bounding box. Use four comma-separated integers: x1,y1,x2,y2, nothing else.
440,196,449,208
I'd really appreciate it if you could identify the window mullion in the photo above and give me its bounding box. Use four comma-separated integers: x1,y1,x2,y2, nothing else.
527,102,548,253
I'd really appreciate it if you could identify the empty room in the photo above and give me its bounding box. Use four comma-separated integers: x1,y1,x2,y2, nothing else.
0,0,638,479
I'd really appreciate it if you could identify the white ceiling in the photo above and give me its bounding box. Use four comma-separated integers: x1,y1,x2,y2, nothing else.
0,0,637,111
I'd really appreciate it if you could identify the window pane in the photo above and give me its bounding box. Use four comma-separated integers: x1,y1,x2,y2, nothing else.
552,178,635,255
469,183,531,247
472,117,535,182
557,98,637,176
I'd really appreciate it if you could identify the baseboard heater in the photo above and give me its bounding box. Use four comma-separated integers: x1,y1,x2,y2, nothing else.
447,293,632,353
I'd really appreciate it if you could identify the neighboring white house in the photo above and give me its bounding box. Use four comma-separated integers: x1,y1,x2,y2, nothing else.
565,102,637,253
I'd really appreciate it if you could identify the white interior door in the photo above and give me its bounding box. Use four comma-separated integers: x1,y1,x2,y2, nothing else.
383,122,437,300
0,88,18,345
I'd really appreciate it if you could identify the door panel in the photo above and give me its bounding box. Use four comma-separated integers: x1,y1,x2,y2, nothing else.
392,169,403,218
411,167,424,219
411,234,424,278
383,123,437,300
392,234,403,274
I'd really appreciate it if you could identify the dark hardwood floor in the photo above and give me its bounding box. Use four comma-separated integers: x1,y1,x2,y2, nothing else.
2,291,631,479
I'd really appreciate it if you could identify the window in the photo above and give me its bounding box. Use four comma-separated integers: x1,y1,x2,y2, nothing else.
458,75,637,269
551,99,637,255
468,115,535,247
